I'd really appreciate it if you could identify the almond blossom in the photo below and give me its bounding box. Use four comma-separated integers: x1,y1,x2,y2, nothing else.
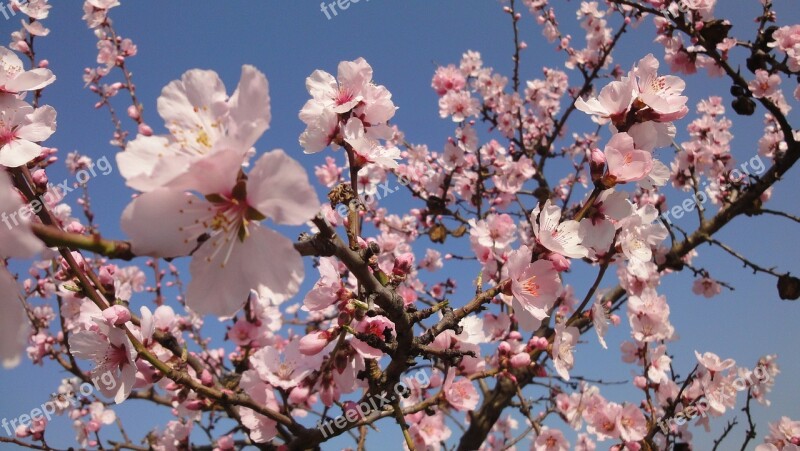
117,65,270,192
121,149,319,317
0,96,57,167
553,323,579,381
506,245,564,330
531,200,588,259
69,320,138,403
0,45,56,93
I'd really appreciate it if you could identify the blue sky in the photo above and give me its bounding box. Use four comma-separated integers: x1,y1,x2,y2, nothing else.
1,1,798,449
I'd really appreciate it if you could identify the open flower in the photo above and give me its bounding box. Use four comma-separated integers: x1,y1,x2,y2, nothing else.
69,321,138,403
443,368,479,411
0,46,56,94
0,96,57,167
531,200,588,259
553,323,579,381
603,132,653,184
122,149,319,317
506,246,563,331
117,65,270,192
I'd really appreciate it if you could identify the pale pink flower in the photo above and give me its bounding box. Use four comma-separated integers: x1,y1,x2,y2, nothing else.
0,46,56,93
439,90,480,122
533,427,570,451
469,213,517,261
695,350,735,373
408,412,452,450
351,316,394,358
615,403,647,442
603,132,653,184
118,65,270,192
343,117,402,170
692,276,722,298
575,75,635,125
303,257,343,312
249,338,322,390
122,149,319,317
69,322,138,403
532,200,588,259
633,54,689,121
432,64,467,96
553,323,579,381
0,96,57,167
443,368,479,411
13,0,51,20
302,57,373,115
749,69,782,99
506,246,563,331
239,370,280,443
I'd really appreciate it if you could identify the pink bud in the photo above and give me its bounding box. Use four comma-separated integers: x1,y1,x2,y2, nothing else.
633,376,648,389
102,305,131,325
31,169,48,187
138,123,153,136
392,253,415,276
299,331,330,355
184,399,204,411
547,253,571,272
507,331,523,341
201,369,214,387
510,352,531,368
38,60,49,68
590,148,606,182
127,104,140,120
498,341,511,354
15,425,30,438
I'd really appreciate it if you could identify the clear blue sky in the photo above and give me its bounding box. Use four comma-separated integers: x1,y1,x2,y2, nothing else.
1,1,798,449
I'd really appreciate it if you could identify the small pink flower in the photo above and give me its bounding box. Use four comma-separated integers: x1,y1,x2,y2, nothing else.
603,132,653,184
749,69,781,99
692,276,722,298
443,368,479,411
0,46,56,93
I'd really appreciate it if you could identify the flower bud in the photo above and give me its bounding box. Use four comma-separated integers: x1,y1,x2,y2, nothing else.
102,305,131,325
299,331,330,355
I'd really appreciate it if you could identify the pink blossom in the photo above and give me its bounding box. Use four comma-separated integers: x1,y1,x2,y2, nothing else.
432,64,467,96
692,276,722,298
239,370,281,443
0,96,57,167
533,427,570,451
69,322,138,403
0,46,56,93
633,54,689,121
749,69,782,99
507,246,563,330
304,257,343,312
439,90,480,122
532,200,588,258
603,132,654,184
695,350,735,373
102,305,131,326
553,323,579,381
118,65,271,192
122,149,319,317
249,338,322,390
443,367,479,411
575,75,635,125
